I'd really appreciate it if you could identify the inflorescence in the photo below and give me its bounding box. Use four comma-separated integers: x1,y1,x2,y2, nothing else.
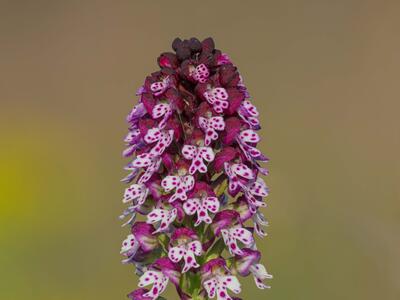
120,37,272,300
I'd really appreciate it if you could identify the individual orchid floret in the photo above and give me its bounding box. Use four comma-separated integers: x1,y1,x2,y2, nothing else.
199,116,226,146
121,234,140,257
211,210,254,255
150,76,171,96
144,128,174,156
146,208,177,233
168,228,203,272
123,183,149,208
121,222,159,264
242,177,269,213
233,249,272,289
138,258,180,300
236,129,263,161
127,102,147,126
123,128,144,157
203,87,229,113
253,210,269,237
182,145,215,174
238,100,260,129
161,173,195,202
201,258,242,300
152,103,172,129
183,195,220,226
221,226,254,256
130,153,162,184
224,162,255,195
190,63,210,83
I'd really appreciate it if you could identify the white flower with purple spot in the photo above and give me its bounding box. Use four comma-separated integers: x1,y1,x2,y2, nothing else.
120,234,140,257
182,145,215,174
183,196,220,226
152,103,172,129
199,116,226,146
236,129,262,161
138,270,169,299
150,76,170,96
146,208,177,233
130,153,162,184
250,263,273,289
203,87,229,113
144,128,174,156
204,275,241,300
168,228,203,273
238,100,260,129
123,183,148,208
192,63,210,83
221,226,254,256
161,174,195,203
224,162,255,194
242,177,269,213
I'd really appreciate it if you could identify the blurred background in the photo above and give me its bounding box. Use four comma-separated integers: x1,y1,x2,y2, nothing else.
1,0,399,299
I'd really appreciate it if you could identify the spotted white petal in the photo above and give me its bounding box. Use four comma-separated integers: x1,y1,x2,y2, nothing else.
208,116,225,131
182,145,197,160
183,175,195,190
149,130,173,156
138,157,161,184
193,63,209,83
230,227,254,246
146,208,177,233
250,264,272,289
123,184,142,203
144,128,162,144
231,163,255,179
203,196,220,214
152,103,170,119
242,100,259,117
139,270,169,299
183,198,201,215
249,178,269,197
198,116,208,129
120,234,139,255
199,147,215,162
161,176,180,192
187,241,203,256
204,278,218,298
239,129,260,143
132,153,153,168
168,246,185,263
220,275,241,294
182,250,199,272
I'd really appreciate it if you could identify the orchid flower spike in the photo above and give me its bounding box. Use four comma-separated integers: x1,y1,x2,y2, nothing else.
120,37,272,300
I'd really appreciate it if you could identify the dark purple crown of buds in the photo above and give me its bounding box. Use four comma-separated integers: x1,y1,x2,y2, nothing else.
121,37,272,300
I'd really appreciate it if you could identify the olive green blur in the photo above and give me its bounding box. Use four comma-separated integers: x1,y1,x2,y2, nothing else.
1,1,399,299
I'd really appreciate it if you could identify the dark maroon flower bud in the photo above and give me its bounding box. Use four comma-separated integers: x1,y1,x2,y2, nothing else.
189,37,202,52
172,37,182,51
157,52,178,69
202,37,215,52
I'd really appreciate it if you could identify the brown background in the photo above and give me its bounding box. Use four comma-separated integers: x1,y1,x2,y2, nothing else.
1,0,399,299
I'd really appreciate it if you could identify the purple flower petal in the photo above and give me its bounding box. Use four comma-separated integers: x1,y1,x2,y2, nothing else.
213,147,238,172
131,222,158,252
127,288,153,300
233,248,261,276
222,117,242,145
211,210,241,235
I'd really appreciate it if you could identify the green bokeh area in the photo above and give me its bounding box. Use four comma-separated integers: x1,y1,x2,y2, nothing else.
1,1,399,299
